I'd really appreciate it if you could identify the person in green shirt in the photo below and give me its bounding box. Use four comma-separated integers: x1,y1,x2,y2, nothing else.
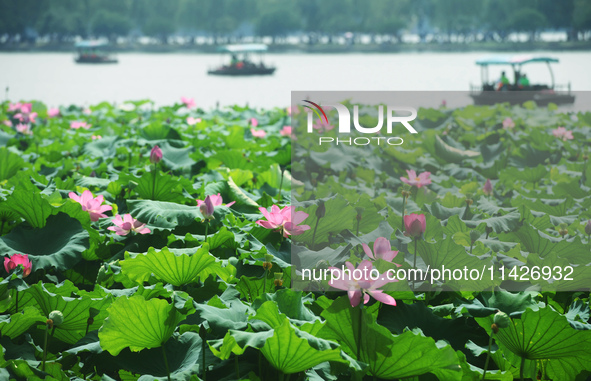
497,71,510,91
518,73,530,88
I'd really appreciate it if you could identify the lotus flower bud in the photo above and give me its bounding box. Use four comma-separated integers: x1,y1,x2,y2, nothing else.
493,311,510,330
150,145,162,164
48,310,64,326
558,223,568,237
469,230,481,244
316,201,326,219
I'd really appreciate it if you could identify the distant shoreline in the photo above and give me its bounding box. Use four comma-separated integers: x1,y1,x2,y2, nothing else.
2,40,591,54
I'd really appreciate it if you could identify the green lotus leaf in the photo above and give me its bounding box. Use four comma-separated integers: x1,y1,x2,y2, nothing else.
0,213,88,272
98,295,185,356
26,282,112,344
476,308,591,380
127,199,202,229
0,306,45,339
0,147,25,182
120,245,220,286
319,296,462,380
434,135,480,164
134,170,187,202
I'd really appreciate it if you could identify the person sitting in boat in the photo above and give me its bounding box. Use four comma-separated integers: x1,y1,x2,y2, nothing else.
518,74,530,89
496,71,510,91
231,54,238,67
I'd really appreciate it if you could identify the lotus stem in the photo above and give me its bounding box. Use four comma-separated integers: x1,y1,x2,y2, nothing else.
42,324,55,372
481,331,494,381
235,354,240,379
311,218,320,248
263,268,268,294
151,163,157,200
412,238,418,290
520,356,525,381
0,219,5,235
14,291,18,314
277,168,284,203
401,194,407,231
202,332,207,381
356,304,363,361
470,242,474,254
205,222,209,242
162,345,171,381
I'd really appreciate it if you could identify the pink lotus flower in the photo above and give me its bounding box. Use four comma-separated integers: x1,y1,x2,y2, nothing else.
256,205,311,238
363,237,400,265
181,97,196,109
288,105,300,115
13,103,37,124
404,213,426,238
196,193,235,209
3,120,12,127
71,121,90,129
16,123,32,135
502,117,515,129
483,179,493,196
83,108,92,115
186,117,201,125
329,260,397,307
313,119,334,133
251,128,266,138
199,196,215,220
7,102,22,112
69,190,113,221
400,170,431,188
280,126,292,136
150,145,162,163
4,253,32,277
441,100,447,107
47,108,60,118
250,117,258,127
91,135,102,140
552,127,573,141
107,214,151,236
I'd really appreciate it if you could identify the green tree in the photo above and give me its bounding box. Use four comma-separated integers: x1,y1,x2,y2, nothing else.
92,10,132,40
505,7,547,41
255,8,301,43
573,0,591,39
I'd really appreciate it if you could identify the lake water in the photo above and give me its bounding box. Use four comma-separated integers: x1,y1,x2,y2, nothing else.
1,51,590,109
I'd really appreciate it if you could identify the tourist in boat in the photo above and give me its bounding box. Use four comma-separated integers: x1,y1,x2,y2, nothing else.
518,73,530,88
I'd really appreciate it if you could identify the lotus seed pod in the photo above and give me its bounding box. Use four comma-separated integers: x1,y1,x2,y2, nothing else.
469,230,481,243
316,201,326,219
493,311,510,329
48,310,64,326
264,253,274,263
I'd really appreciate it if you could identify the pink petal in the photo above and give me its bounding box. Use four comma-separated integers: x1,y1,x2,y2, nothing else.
348,290,362,307
362,243,375,259
368,290,397,306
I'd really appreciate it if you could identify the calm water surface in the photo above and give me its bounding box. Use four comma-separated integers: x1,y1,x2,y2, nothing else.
1,51,590,109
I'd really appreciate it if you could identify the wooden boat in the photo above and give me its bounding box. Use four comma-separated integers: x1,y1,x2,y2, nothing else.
208,44,275,76
74,40,118,64
469,55,574,106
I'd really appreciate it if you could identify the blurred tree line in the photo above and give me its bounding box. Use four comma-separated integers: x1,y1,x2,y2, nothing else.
1,0,590,44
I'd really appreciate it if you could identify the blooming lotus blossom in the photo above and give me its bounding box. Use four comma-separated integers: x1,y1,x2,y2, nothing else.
287,105,300,115
404,213,426,238
313,119,334,133
251,128,266,138
483,179,493,196
16,123,32,135
4,253,32,277
552,127,573,141
329,260,397,307
256,205,311,237
196,193,235,208
91,135,102,140
400,169,431,188
7,102,22,112
71,121,90,129
502,117,515,129
69,190,112,221
107,214,151,235
13,103,37,124
199,196,215,220
83,108,92,115
181,97,196,109
363,237,400,264
3,120,12,127
250,117,258,127
186,117,201,125
47,108,60,118
280,126,292,136
150,145,162,163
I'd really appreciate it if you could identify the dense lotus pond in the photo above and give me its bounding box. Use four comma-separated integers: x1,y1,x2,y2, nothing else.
0,98,590,380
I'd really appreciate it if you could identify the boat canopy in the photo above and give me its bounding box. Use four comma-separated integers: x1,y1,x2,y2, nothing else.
475,55,559,66
75,40,109,49
218,44,268,53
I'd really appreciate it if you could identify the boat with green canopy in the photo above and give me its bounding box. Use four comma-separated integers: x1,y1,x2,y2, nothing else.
208,44,275,76
469,55,574,106
74,40,118,64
